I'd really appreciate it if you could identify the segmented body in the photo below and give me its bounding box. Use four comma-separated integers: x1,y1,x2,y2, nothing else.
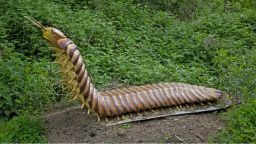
52,37,222,118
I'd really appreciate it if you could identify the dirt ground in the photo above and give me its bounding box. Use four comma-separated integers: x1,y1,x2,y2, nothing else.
44,106,225,143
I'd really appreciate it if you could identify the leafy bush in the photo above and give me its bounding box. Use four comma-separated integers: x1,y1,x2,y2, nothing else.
0,114,47,143
0,45,61,118
216,99,256,143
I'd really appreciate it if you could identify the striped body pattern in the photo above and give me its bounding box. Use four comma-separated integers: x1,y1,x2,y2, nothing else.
53,37,222,118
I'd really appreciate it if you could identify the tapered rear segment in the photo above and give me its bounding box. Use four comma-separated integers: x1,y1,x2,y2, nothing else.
96,82,222,117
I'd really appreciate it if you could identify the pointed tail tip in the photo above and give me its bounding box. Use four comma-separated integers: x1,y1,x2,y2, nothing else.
215,90,223,98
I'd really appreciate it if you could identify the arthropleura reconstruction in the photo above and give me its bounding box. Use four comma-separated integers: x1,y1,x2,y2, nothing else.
25,16,223,120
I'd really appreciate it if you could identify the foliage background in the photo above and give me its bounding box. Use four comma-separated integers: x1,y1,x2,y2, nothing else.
0,0,255,142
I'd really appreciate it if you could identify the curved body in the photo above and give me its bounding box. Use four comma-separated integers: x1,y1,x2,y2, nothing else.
24,16,223,120
57,38,222,117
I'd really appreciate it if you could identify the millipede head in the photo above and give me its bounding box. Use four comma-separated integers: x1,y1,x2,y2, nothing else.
24,16,66,48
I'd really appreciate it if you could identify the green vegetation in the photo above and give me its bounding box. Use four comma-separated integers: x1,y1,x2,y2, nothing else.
119,123,134,129
216,99,256,143
0,114,47,143
0,0,255,142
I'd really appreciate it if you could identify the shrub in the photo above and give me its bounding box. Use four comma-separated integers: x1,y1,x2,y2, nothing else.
0,114,47,143
0,45,61,118
216,99,256,143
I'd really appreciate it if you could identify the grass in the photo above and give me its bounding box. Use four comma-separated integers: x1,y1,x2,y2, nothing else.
119,123,134,129
0,0,255,142
159,134,171,143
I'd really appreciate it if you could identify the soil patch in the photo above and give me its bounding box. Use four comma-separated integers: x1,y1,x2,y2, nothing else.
44,106,225,143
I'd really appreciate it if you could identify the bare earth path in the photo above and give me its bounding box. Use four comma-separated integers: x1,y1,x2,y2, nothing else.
44,106,225,143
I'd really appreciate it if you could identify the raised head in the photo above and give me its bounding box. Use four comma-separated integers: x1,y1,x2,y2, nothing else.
24,16,67,48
